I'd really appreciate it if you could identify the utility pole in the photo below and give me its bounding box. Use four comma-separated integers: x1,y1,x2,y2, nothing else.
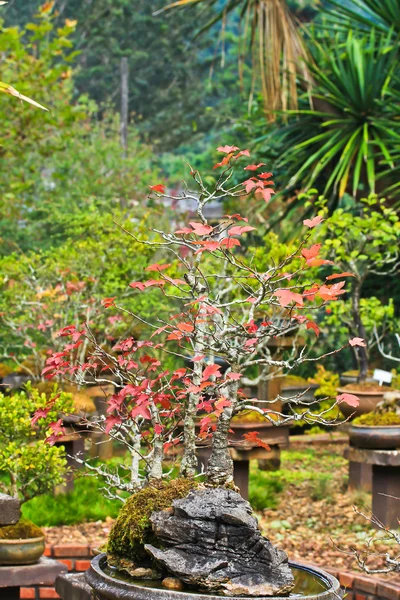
120,57,129,158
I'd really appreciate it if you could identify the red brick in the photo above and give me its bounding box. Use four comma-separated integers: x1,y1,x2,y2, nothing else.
353,575,377,594
43,545,52,557
355,593,366,600
377,582,400,600
39,588,60,599
20,588,36,599
58,559,73,571
340,573,354,589
75,560,91,572
53,544,89,558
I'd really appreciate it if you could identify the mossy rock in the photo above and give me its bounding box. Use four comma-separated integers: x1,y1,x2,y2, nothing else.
353,412,400,426
107,478,198,565
0,518,43,540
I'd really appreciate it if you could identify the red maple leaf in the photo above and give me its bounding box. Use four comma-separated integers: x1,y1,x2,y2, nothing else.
189,222,214,236
274,289,304,307
220,237,241,249
244,163,266,171
149,184,166,194
349,337,366,347
303,215,324,229
202,364,222,381
145,263,172,272
243,431,271,451
217,145,239,154
326,272,355,280
228,225,256,236
336,393,359,408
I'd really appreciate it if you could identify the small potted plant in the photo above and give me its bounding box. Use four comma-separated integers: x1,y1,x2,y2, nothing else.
349,389,400,449
316,198,400,417
0,385,72,565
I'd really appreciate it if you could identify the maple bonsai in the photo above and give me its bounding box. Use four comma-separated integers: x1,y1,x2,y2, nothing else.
37,146,362,593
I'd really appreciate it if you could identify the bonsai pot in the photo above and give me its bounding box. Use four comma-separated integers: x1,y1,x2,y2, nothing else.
280,383,318,404
0,535,45,565
86,554,341,600
337,386,387,419
339,372,374,386
349,424,400,449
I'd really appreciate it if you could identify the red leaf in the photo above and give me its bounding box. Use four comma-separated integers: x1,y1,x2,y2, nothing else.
220,237,241,249
154,424,164,435
215,397,232,415
301,244,321,261
306,320,320,337
175,226,193,234
176,322,194,333
237,149,250,157
192,355,206,362
217,145,239,154
228,225,256,236
244,163,266,171
189,222,214,236
226,372,242,380
194,240,221,253
242,178,257,193
255,187,275,203
131,404,152,420
213,156,231,170
303,215,324,229
129,282,146,291
105,415,122,434
274,289,304,307
318,281,346,301
149,184,166,194
223,214,248,222
145,263,172,272
258,172,273,180
243,431,271,451
336,393,360,408
326,272,355,280
349,337,367,347
102,297,116,308
202,364,222,381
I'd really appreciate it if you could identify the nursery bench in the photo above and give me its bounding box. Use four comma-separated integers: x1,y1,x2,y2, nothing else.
345,447,400,529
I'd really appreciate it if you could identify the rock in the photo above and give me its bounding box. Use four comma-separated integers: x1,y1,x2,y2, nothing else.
0,493,21,526
129,567,159,579
107,555,160,579
162,577,185,591
145,487,294,597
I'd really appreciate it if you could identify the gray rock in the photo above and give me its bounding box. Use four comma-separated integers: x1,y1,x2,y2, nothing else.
145,487,294,597
0,493,21,526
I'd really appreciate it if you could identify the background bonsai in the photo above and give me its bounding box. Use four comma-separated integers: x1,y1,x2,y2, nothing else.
315,196,400,384
41,146,361,494
0,384,72,503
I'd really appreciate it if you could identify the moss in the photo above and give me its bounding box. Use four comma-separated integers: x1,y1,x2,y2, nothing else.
232,410,279,424
353,412,400,426
341,370,373,377
341,383,393,393
107,478,198,564
0,518,43,540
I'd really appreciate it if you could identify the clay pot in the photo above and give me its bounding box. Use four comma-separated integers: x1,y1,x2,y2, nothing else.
337,387,386,419
349,424,400,449
0,536,45,565
280,383,318,404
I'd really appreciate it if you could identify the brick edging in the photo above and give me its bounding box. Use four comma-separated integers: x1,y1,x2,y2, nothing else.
21,546,400,600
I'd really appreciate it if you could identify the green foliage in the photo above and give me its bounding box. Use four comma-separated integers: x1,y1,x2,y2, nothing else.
353,411,400,426
107,478,198,562
22,476,122,526
271,31,400,202
248,473,284,511
323,0,400,36
0,385,72,503
309,365,340,399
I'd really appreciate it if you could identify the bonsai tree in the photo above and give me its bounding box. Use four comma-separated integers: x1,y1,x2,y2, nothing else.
316,196,400,383
0,384,72,503
40,147,360,491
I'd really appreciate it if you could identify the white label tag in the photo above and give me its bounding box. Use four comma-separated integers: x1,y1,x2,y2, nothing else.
373,369,393,386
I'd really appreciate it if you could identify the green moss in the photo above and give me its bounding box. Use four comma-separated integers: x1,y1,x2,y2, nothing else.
0,518,43,540
232,410,279,424
353,412,400,426
107,478,198,564
282,375,309,387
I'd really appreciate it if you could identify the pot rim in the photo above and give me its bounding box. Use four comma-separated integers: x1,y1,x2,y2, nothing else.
350,424,400,429
336,387,387,397
0,536,45,545
86,554,341,600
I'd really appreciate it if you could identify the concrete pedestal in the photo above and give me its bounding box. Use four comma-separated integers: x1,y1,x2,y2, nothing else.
0,558,67,600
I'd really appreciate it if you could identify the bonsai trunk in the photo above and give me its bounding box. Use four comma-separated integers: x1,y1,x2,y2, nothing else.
351,278,368,383
207,379,239,485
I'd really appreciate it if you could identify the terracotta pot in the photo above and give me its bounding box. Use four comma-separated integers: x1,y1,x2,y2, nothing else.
0,535,45,565
349,424,400,449
85,554,341,600
337,387,386,419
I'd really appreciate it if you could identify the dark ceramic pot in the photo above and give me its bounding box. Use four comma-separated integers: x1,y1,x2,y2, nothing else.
349,424,400,449
280,384,318,404
339,374,374,387
337,387,386,419
85,554,341,600
0,536,45,565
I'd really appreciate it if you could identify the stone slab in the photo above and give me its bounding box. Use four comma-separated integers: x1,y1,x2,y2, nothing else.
346,448,400,466
0,494,21,526
56,572,93,600
0,557,67,587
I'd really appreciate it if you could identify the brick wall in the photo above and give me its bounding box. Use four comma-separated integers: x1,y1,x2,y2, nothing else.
20,546,400,600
